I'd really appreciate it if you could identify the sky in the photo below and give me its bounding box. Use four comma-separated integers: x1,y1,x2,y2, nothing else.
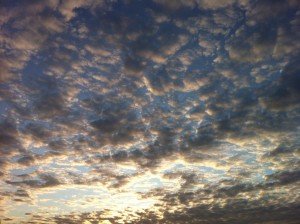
0,0,300,223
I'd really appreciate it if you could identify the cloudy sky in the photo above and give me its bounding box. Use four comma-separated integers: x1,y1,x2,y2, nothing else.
1,0,300,223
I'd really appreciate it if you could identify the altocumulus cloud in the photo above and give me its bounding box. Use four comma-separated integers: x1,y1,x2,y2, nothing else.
0,0,300,223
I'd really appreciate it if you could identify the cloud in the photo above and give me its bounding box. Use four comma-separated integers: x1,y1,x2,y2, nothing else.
226,0,300,63
265,143,299,158
7,173,61,188
262,57,300,110
153,0,248,11
17,155,35,166
1,0,300,223
246,0,299,26
0,118,20,159
0,0,67,84
226,23,277,63
14,189,31,199
58,0,107,21
266,169,300,186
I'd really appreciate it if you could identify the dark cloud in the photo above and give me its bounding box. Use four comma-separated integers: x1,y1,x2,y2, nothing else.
23,122,51,141
7,173,61,188
90,116,120,134
48,139,68,152
1,121,17,145
265,57,300,110
17,154,35,166
33,91,66,117
0,119,20,156
28,76,68,118
137,182,300,224
266,143,299,157
123,55,146,76
266,169,300,186
247,0,299,23
35,197,300,224
15,189,30,198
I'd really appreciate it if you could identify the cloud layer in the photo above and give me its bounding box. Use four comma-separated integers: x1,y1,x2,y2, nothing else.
1,0,300,223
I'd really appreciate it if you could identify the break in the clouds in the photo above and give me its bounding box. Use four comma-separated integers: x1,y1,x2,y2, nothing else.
1,0,300,223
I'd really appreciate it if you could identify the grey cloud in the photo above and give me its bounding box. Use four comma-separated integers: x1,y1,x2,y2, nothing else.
89,164,139,188
264,57,300,110
49,197,299,224
0,119,18,147
48,139,68,152
266,169,300,186
0,158,9,172
226,0,300,64
90,116,121,134
85,96,148,146
182,203,300,224
153,0,197,11
7,173,61,188
226,23,277,63
153,0,243,11
145,67,174,95
23,122,51,141
123,55,145,76
0,0,65,83
246,0,299,25
15,73,70,119
138,180,300,223
90,123,137,146
265,143,299,158
33,91,67,119
38,173,62,187
0,119,20,157
84,2,190,81
17,154,35,166
15,189,31,198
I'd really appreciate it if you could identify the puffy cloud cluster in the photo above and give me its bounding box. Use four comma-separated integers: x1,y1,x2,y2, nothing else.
1,0,300,223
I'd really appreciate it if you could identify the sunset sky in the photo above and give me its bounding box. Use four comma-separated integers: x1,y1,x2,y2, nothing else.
0,0,300,223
